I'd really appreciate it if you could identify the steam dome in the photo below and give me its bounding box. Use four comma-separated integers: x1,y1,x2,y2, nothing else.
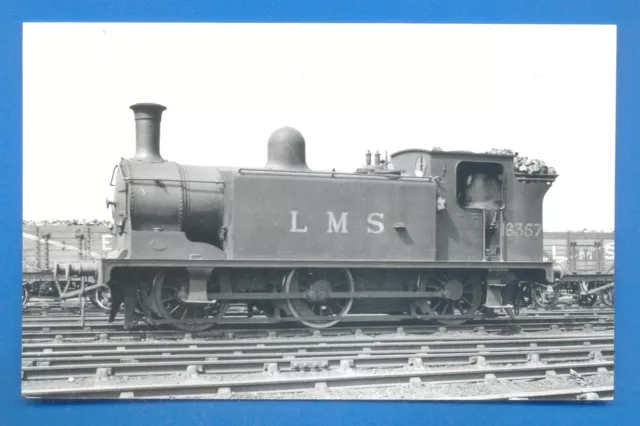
264,127,311,172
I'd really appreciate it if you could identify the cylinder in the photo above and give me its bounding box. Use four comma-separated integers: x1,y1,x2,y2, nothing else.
130,103,167,163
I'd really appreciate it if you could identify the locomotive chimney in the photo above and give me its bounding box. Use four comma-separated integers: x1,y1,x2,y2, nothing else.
374,151,381,166
366,150,371,166
130,103,167,163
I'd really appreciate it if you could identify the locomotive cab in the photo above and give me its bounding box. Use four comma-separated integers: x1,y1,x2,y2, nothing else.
390,149,515,263
456,160,506,261
390,148,557,313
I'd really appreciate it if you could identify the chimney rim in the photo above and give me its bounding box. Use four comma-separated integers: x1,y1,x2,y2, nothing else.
129,103,167,114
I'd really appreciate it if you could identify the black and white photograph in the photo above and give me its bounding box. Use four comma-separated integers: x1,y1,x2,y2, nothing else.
21,23,615,401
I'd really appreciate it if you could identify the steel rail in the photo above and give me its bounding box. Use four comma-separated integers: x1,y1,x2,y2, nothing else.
20,308,615,322
21,344,613,381
21,360,613,399
22,321,614,345
23,333,614,355
21,315,613,334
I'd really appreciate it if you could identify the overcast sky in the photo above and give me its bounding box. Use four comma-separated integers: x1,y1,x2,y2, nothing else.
23,23,616,231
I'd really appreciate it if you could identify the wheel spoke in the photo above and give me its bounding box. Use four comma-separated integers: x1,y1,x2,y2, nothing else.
431,275,446,286
446,300,453,315
180,307,188,320
328,300,344,313
324,302,335,315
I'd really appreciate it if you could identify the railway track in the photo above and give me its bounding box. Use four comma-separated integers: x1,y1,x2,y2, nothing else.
21,331,613,381
22,303,613,340
22,315,613,342
22,356,613,399
22,301,614,400
21,306,616,319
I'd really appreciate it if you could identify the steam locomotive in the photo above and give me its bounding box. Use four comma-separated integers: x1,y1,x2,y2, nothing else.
56,103,562,331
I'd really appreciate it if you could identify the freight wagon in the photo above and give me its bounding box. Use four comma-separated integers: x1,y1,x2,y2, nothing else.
537,231,614,307
22,222,114,309
544,231,614,277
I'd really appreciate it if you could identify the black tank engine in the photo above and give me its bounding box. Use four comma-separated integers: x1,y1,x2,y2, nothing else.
57,103,561,331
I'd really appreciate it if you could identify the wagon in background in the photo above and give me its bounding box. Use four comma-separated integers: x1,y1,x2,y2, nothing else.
22,221,113,310
530,231,614,308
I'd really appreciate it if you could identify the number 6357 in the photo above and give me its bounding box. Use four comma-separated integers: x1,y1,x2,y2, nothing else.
505,222,542,237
